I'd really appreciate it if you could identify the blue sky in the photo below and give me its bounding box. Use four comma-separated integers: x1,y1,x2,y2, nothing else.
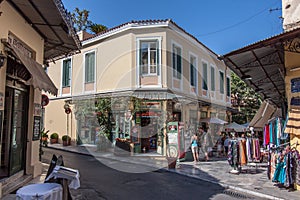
62,0,283,55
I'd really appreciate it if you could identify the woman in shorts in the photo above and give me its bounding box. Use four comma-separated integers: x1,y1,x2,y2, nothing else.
190,133,199,163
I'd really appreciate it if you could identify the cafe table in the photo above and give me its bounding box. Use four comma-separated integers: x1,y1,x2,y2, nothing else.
16,183,62,200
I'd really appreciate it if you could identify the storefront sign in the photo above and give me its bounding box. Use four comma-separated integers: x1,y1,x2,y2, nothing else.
291,97,300,106
291,77,300,93
140,102,161,110
32,116,41,141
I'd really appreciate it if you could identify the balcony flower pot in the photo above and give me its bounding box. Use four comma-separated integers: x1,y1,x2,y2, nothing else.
62,135,71,146
41,128,49,147
50,133,59,144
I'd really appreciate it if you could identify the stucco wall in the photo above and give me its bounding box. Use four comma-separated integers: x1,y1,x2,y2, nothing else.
0,1,45,182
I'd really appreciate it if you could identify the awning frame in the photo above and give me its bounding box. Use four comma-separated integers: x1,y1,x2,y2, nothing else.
4,42,58,95
222,28,300,108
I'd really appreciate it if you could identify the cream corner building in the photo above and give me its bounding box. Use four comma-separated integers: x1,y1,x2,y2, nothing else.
45,19,234,157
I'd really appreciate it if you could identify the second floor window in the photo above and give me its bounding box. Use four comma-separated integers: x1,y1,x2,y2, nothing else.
219,71,224,94
226,77,230,97
190,56,197,87
62,58,71,87
172,44,182,79
211,66,215,91
85,52,95,83
140,40,159,75
202,62,208,90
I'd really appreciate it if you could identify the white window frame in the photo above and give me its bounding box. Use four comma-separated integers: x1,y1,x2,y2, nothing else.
60,57,72,96
171,41,182,80
189,52,198,95
136,37,162,87
83,49,97,93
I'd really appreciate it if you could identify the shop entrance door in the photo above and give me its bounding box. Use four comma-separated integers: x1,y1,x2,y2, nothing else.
0,86,28,177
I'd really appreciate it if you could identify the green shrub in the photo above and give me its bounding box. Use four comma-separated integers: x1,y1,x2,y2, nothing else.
41,128,49,138
50,133,59,139
62,135,71,141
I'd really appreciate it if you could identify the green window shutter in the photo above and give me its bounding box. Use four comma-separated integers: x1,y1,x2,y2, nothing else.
202,63,208,90
211,67,215,91
172,49,176,77
226,77,230,97
85,52,95,83
177,54,181,79
62,59,71,87
220,71,224,94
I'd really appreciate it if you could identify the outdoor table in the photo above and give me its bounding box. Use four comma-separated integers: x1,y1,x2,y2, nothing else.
16,183,62,200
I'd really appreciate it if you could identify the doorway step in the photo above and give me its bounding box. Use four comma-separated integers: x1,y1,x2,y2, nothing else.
0,171,32,197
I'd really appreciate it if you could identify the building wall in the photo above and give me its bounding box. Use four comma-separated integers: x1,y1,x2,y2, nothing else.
0,0,45,192
284,46,300,190
46,22,231,143
165,27,230,106
282,0,300,31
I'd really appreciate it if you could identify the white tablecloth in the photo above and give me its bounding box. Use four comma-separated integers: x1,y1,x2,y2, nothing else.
16,183,62,200
45,165,80,189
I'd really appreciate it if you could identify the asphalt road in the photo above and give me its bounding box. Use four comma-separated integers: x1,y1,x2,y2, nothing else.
42,148,263,200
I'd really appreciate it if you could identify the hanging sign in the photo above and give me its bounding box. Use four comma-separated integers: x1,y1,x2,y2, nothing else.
291,77,300,93
32,116,41,141
41,94,49,107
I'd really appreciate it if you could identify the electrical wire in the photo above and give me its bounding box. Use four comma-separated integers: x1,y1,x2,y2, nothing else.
196,2,281,37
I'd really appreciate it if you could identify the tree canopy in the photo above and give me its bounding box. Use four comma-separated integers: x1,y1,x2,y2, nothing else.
71,8,107,34
231,72,262,124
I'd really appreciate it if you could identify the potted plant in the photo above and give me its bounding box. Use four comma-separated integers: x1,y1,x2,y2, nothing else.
62,135,71,146
41,128,49,147
50,133,59,144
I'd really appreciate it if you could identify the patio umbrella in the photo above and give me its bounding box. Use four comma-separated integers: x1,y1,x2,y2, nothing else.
223,122,246,132
199,117,228,124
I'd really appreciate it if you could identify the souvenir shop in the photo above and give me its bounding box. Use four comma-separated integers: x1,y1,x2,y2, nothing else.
263,115,300,191
227,133,261,174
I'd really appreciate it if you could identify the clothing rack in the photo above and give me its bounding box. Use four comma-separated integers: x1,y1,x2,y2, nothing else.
269,141,298,150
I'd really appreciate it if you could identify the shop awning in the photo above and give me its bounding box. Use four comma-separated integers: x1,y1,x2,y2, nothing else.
222,28,300,107
285,108,300,136
8,44,58,95
249,101,281,129
6,0,81,62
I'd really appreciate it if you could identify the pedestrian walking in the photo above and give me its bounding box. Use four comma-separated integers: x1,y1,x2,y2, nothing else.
190,133,199,163
224,135,231,156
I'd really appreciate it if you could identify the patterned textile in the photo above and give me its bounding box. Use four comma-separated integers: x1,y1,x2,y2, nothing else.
239,139,247,165
228,140,239,169
265,124,270,146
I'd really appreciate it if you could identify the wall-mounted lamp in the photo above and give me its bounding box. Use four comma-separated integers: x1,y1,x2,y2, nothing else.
0,51,6,68
241,75,252,80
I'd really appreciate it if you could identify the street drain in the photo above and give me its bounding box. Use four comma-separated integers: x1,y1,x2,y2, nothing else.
223,190,254,199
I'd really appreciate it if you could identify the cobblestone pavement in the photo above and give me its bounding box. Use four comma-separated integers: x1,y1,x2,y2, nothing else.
3,144,300,200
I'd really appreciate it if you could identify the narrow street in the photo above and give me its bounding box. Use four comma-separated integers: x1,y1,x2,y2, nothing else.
42,148,262,200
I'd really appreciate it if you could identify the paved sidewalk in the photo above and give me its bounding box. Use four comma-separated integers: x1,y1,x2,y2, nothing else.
4,143,300,200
